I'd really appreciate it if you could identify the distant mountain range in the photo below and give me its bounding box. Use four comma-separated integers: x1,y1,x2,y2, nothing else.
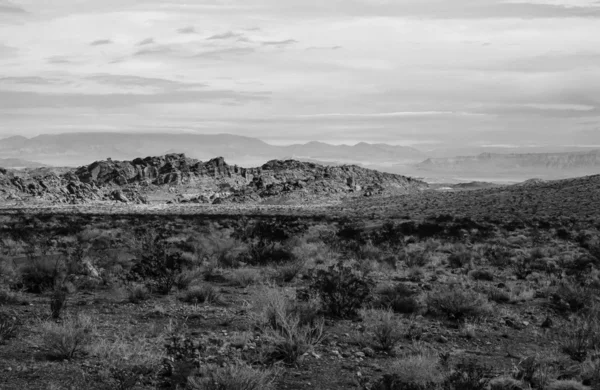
0,133,425,168
0,158,46,169
1,133,599,182
414,150,600,179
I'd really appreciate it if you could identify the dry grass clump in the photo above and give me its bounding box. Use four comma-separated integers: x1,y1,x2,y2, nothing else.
0,312,19,344
179,285,225,305
373,353,446,390
360,308,403,352
375,283,420,314
227,268,264,287
187,363,277,390
425,284,492,321
251,287,325,365
40,313,94,360
546,380,590,390
127,283,151,303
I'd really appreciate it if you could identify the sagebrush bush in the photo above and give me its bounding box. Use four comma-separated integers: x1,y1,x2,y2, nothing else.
128,284,151,304
227,268,263,287
310,260,375,318
547,380,590,390
444,359,492,390
559,314,600,362
469,269,494,281
129,247,187,295
273,260,305,284
0,288,22,305
448,245,474,269
372,354,445,390
20,258,61,293
41,314,94,360
252,287,325,365
426,285,492,321
489,376,524,390
361,309,402,352
179,285,224,305
376,284,420,314
487,287,511,304
187,363,276,390
0,312,19,344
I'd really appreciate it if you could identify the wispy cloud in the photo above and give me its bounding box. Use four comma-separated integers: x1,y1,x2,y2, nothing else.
207,31,246,40
137,38,155,46
261,39,298,46
90,39,113,46
177,26,196,34
0,1,26,13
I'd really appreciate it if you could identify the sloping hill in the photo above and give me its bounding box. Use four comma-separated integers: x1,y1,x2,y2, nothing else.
0,154,428,205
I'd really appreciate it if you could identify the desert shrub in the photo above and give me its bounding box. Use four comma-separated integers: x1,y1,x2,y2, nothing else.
0,312,19,344
179,285,224,305
376,284,420,314
361,309,402,352
235,220,305,266
512,355,552,389
129,244,187,295
187,363,276,390
128,284,151,303
228,268,263,287
50,289,67,319
251,287,325,365
448,245,474,269
372,354,445,390
559,314,600,362
444,359,492,390
402,246,432,268
20,258,62,293
0,288,22,305
291,240,337,266
273,260,305,284
580,358,600,388
550,282,592,314
41,314,94,360
426,285,492,321
484,245,513,267
174,268,203,291
489,376,524,390
310,260,375,318
547,380,590,390
469,269,494,281
487,287,511,304
189,229,246,268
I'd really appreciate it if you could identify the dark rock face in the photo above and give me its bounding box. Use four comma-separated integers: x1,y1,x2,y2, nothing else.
0,154,427,205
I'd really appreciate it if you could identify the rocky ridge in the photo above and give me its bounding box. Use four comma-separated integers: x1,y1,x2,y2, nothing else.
0,154,427,205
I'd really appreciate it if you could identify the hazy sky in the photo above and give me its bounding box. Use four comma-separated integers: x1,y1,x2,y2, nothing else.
0,0,599,147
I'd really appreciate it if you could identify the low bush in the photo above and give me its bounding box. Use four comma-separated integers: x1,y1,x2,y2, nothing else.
372,354,445,390
448,245,474,269
488,376,524,390
41,314,94,360
129,249,187,295
179,285,224,306
20,258,61,293
0,288,22,305
228,268,263,287
0,312,19,344
361,309,402,352
559,314,600,362
376,284,420,314
310,260,375,318
128,284,151,304
444,359,492,390
469,269,494,281
487,287,511,304
547,380,590,390
426,285,492,321
187,363,276,390
50,289,67,319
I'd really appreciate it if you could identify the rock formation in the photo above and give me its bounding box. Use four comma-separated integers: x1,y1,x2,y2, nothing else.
0,154,427,205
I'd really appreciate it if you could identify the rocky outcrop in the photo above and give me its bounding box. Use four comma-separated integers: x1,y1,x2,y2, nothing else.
0,154,427,205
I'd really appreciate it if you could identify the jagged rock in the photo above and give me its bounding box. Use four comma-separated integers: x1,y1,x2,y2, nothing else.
0,154,428,206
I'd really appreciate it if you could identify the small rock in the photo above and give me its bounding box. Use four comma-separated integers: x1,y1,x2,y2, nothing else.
355,352,366,358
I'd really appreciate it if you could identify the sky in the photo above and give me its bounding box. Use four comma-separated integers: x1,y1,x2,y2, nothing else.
0,0,599,147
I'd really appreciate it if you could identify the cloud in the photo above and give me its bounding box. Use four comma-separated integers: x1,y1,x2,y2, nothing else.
0,76,67,85
261,39,298,46
0,88,270,109
134,45,176,56
195,47,256,59
90,39,113,46
306,46,343,51
137,38,155,46
86,74,206,90
207,31,246,40
0,1,25,13
177,26,196,34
